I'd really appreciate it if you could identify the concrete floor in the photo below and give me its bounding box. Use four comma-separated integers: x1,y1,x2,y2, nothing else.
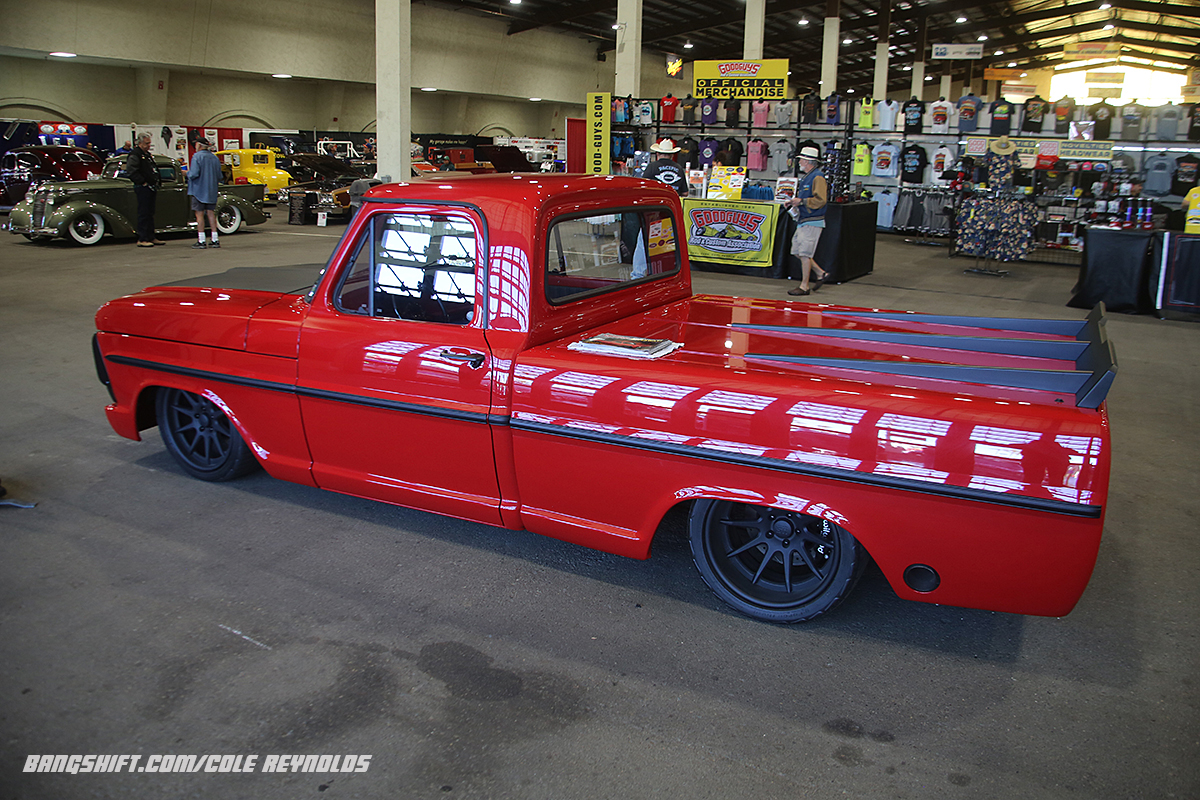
1,212,1197,800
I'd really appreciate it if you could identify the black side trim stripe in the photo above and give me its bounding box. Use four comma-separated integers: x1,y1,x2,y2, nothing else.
105,355,499,425
510,418,1103,519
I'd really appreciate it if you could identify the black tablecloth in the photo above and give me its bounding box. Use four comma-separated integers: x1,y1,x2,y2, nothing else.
1068,227,1154,313
784,201,877,283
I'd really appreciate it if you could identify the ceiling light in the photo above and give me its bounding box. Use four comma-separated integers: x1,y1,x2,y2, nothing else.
509,0,521,4
529,97,542,102
1103,23,1114,29
421,87,437,92
1008,62,1017,67
994,50,1004,55
272,73,292,79
842,38,853,44
611,23,620,29
977,35,988,41
684,41,693,49
798,17,809,25
1099,2,1111,8
956,15,967,23
848,88,856,93
925,75,933,80
1020,72,1028,77
902,65,912,71
49,51,77,58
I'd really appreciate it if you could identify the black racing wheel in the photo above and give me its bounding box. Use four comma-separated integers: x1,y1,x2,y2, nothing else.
156,388,259,481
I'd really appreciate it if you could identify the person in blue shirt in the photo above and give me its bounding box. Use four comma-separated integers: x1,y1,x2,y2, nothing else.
785,144,831,296
187,137,223,249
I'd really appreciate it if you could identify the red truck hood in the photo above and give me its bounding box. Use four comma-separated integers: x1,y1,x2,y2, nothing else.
511,294,1115,511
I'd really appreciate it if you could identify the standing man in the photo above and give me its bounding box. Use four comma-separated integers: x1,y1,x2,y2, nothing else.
124,133,163,247
187,137,223,248
785,144,831,296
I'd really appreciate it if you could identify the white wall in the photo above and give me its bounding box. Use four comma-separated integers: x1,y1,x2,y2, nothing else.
0,0,696,136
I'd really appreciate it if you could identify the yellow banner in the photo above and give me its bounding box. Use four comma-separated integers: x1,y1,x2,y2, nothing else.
964,137,1114,161
693,59,789,100
983,68,1023,81
587,92,610,175
684,199,779,268
1063,42,1121,60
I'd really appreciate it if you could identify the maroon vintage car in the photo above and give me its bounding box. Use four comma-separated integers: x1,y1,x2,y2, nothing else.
0,145,105,209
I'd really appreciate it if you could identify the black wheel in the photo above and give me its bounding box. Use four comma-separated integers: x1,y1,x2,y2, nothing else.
215,204,243,234
155,388,259,481
688,499,867,623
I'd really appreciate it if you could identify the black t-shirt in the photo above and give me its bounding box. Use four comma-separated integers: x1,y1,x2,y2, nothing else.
643,158,687,195
1022,98,1048,132
678,138,700,168
722,137,744,165
801,93,821,124
1171,153,1199,197
1188,104,1200,142
902,100,925,134
1088,102,1115,139
989,101,1016,136
724,98,742,125
900,144,928,184
1054,98,1076,134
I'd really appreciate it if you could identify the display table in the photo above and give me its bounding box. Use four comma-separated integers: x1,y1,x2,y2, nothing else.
1069,228,1200,320
687,198,877,282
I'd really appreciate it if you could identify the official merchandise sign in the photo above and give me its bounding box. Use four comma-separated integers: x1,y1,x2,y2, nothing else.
587,92,610,175
931,43,983,60
684,198,779,268
693,60,789,100
1063,42,1121,60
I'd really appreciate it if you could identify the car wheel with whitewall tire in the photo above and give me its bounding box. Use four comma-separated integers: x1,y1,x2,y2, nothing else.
155,388,259,481
688,499,867,623
215,204,242,235
67,212,105,245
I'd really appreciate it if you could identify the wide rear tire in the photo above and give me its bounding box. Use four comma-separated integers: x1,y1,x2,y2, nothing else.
689,499,867,623
156,388,259,481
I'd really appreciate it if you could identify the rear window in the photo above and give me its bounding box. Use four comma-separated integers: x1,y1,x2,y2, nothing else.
545,207,680,304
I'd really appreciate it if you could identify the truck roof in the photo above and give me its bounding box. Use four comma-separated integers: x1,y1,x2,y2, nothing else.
365,173,679,208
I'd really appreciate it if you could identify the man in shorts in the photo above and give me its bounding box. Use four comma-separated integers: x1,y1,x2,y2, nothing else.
785,144,831,296
187,137,223,249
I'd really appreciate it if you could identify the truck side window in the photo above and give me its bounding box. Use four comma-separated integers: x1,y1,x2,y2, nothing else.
334,212,478,324
545,208,679,303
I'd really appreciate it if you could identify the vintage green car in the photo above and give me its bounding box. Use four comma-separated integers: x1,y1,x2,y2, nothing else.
6,155,268,245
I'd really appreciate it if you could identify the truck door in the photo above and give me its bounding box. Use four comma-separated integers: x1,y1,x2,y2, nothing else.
296,207,502,524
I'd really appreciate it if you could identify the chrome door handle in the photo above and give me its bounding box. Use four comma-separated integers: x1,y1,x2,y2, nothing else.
440,349,485,369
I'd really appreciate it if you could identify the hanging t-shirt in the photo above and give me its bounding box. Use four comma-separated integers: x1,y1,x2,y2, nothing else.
698,138,719,166
700,97,719,125
1172,154,1200,197
1143,154,1175,196
1088,102,1115,139
1188,105,1200,142
876,191,898,228
902,100,925,134
1053,98,1076,134
680,97,698,125
900,144,928,184
956,95,983,132
722,137,744,166
930,145,957,184
1155,104,1181,140
990,101,1016,136
612,98,627,123
774,101,793,127
801,93,821,124
1022,98,1048,133
853,143,872,176
637,101,655,126
769,139,792,173
876,100,900,132
678,138,700,168
751,101,771,129
724,98,743,126
824,94,842,125
1119,104,1146,141
659,95,679,123
747,140,769,171
929,100,953,134
872,142,901,178
859,99,877,129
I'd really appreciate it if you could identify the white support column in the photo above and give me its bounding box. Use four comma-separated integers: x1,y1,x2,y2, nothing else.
940,71,952,99
910,61,925,98
376,0,411,181
821,18,840,95
614,0,643,99
744,0,766,60
873,42,889,100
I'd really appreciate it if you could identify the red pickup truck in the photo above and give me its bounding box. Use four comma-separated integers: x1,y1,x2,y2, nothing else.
94,174,1117,623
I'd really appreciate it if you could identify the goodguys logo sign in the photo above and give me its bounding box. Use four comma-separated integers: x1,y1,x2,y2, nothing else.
693,59,789,100
587,92,610,175
683,199,779,267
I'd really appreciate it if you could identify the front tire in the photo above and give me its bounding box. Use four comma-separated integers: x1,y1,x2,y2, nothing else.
156,388,259,481
67,212,105,245
689,499,867,623
215,204,243,235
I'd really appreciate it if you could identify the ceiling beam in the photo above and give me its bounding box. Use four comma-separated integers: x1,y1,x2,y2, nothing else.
507,0,624,35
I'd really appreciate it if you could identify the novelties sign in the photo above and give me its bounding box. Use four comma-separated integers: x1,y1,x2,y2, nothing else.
587,92,610,175
684,199,779,267
693,60,789,100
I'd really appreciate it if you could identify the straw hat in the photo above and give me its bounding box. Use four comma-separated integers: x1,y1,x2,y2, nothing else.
797,144,822,161
989,136,1017,155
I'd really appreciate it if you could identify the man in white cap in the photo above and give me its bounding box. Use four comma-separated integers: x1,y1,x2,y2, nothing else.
784,143,831,295
642,138,686,195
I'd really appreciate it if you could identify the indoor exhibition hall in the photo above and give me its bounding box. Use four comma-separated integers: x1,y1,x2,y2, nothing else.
1,0,1197,798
